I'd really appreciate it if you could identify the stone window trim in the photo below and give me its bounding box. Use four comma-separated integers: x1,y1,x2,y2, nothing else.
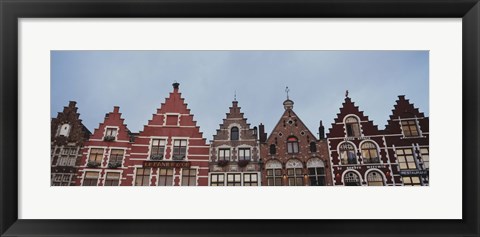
171,137,189,161
342,170,363,186
82,170,100,186
104,171,122,186
217,147,231,161
56,123,72,137
399,117,423,138
359,140,381,164
286,136,299,154
365,169,386,186
337,141,358,165
103,126,119,141
107,148,126,168
227,123,242,141
148,137,168,160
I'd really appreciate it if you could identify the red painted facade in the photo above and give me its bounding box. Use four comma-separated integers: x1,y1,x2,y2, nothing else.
123,82,210,186
75,106,132,186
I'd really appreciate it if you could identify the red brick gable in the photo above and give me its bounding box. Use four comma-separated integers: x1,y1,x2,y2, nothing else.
89,106,131,142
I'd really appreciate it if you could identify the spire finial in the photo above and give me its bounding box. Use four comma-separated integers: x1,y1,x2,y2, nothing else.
285,86,290,100
345,90,349,98
234,90,237,101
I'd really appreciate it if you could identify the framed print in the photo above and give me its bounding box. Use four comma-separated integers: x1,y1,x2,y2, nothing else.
1,0,479,236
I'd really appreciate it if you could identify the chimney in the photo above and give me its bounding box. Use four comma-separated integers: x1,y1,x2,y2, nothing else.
259,123,267,143
68,101,77,108
319,120,325,140
113,106,120,113
253,126,258,140
172,82,180,92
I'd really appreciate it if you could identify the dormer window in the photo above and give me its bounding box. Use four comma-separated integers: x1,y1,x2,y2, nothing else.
104,128,117,141
231,127,239,140
401,119,420,137
57,124,71,137
345,116,361,137
287,136,299,154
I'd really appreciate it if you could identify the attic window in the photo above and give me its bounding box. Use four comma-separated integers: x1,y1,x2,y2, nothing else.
345,116,361,137
231,127,239,140
287,137,299,154
58,124,71,137
401,119,420,137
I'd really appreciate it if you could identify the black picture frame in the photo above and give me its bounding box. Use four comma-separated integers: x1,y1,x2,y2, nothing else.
1,0,479,236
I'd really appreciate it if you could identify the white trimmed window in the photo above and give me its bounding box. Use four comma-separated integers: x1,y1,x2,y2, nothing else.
396,148,417,170
401,119,420,137
366,171,384,186
172,139,187,160
218,148,231,161
210,174,225,186
181,168,197,186
361,142,380,163
403,176,421,186
238,148,251,161
83,171,100,186
345,116,361,137
150,139,166,160
339,142,357,165
158,168,174,186
104,172,120,186
227,173,241,186
135,168,151,186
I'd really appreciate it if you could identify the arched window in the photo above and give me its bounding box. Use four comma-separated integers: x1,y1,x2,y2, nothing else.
367,171,384,186
344,172,361,186
339,142,357,165
307,158,325,186
287,136,299,154
269,144,276,155
345,116,361,137
230,127,239,140
361,141,380,163
266,160,282,186
309,142,317,152
286,159,303,186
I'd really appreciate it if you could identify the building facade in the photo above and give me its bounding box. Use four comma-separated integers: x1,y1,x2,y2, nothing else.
259,95,331,186
51,101,91,186
384,95,429,186
208,100,261,186
124,82,210,186
327,95,399,186
76,106,133,186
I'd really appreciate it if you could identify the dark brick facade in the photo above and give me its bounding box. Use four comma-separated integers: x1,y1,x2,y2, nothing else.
209,100,261,186
51,101,91,186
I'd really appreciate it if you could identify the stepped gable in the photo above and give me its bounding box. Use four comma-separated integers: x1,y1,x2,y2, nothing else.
51,101,91,145
327,96,379,137
88,106,131,142
266,109,317,144
385,95,429,133
140,83,205,141
213,100,254,140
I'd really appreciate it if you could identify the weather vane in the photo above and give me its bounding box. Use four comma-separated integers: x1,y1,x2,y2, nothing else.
345,90,349,98
234,90,237,101
285,86,290,100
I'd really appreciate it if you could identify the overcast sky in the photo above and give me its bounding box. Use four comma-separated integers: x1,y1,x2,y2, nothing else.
51,51,429,140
